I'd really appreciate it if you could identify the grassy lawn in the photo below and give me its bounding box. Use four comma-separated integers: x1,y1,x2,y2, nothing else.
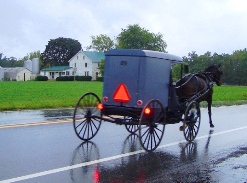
211,85,247,107
0,81,103,110
0,81,246,110
213,85,247,101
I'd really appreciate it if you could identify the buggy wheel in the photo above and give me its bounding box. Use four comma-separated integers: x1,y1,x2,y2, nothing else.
124,116,139,134
138,99,165,152
183,101,201,142
73,92,102,141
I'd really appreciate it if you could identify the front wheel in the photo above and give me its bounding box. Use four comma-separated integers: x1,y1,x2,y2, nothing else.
73,92,102,141
183,101,201,142
138,99,165,152
125,116,139,134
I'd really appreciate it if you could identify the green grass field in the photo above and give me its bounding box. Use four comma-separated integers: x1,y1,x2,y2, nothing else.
210,85,247,107
0,81,246,110
0,81,103,110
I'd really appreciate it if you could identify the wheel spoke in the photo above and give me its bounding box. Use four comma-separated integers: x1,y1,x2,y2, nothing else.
90,119,98,130
150,133,153,149
131,126,134,131
152,133,158,147
89,120,94,137
153,113,162,123
80,122,88,138
142,128,150,143
146,132,151,149
153,127,162,141
154,126,163,134
78,121,87,134
75,118,87,129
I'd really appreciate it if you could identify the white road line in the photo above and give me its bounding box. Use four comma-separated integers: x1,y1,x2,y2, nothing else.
1,125,247,183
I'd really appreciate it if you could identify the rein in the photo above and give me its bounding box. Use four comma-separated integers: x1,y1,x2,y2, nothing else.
175,71,214,102
204,71,221,85
175,74,195,89
175,72,211,89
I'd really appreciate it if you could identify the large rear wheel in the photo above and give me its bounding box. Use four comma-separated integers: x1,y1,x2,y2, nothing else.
73,92,102,141
183,101,201,142
138,99,165,152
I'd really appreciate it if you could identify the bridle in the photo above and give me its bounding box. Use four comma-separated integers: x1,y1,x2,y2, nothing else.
204,69,222,85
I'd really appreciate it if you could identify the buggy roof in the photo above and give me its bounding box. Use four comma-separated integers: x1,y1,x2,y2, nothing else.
105,49,183,63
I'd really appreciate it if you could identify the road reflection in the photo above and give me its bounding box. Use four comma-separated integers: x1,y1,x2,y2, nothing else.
69,130,216,182
0,108,74,125
70,141,100,183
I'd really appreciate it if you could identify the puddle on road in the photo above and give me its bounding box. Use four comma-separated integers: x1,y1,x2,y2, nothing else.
0,108,74,125
211,146,247,182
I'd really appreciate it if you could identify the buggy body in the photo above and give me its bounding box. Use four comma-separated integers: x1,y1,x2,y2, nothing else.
102,49,183,117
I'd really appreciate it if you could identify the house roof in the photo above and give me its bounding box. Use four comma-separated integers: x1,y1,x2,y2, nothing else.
83,51,105,63
3,67,31,72
41,66,72,71
2,67,31,78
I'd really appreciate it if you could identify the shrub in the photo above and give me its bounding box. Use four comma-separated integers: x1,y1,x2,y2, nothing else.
56,76,92,81
56,76,74,81
96,77,103,82
75,76,92,81
35,75,48,81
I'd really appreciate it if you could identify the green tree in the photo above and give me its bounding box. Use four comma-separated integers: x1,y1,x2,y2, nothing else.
183,49,247,85
172,59,189,82
98,59,105,76
86,34,114,52
172,64,182,82
41,37,81,67
116,24,167,52
0,56,17,67
231,49,247,85
16,51,42,67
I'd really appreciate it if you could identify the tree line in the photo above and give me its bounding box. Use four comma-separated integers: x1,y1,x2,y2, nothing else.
0,24,246,85
182,49,247,85
0,51,41,68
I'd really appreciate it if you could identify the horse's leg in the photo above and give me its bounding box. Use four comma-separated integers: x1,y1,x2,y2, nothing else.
207,100,214,128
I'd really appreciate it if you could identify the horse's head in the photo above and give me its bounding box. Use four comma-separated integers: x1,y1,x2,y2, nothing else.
204,64,223,86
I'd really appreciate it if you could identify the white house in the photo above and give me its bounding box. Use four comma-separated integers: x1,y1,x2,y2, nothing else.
0,67,4,81
1,67,32,81
40,66,73,80
68,50,104,80
40,50,105,80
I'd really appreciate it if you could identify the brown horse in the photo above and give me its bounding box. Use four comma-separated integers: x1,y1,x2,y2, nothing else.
175,64,223,128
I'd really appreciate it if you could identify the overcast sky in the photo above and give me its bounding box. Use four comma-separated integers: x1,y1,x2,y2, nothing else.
1,0,247,59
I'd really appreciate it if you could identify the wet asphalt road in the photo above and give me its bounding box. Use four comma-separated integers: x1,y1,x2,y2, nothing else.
0,105,247,183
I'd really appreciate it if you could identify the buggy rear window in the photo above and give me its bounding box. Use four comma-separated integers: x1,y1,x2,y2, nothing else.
120,61,127,66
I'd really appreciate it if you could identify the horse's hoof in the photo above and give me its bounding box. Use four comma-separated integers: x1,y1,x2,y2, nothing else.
210,124,215,128
179,126,184,131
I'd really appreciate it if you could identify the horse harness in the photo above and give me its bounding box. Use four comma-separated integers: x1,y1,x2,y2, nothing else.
175,71,214,103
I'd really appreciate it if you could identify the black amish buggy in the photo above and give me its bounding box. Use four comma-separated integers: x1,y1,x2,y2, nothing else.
73,49,222,151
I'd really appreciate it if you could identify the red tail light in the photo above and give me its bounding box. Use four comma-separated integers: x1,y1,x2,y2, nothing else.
97,103,103,110
144,107,151,115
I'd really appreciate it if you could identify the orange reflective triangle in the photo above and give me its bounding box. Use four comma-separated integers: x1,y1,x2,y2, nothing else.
113,84,131,103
